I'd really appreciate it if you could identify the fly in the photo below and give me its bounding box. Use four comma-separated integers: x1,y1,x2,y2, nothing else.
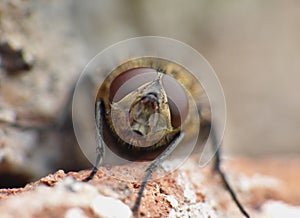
81,57,250,218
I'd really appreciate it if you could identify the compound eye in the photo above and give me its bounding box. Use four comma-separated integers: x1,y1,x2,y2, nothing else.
109,68,189,128
162,74,189,128
109,68,157,102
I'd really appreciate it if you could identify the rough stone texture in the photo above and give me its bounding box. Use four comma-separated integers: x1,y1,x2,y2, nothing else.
1,0,300,189
0,156,299,218
1,1,300,217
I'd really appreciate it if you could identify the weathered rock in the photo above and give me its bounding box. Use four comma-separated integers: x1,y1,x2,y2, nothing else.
0,156,299,218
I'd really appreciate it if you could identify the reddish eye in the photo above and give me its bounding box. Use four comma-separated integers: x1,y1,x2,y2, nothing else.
109,68,157,102
162,74,189,128
109,68,189,128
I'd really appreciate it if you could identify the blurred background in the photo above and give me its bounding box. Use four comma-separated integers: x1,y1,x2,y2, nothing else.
0,0,299,187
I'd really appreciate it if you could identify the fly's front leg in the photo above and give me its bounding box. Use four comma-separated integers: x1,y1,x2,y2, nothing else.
82,98,105,182
211,125,250,218
132,131,185,215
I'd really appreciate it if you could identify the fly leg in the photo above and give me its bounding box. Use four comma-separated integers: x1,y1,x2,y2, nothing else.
82,98,105,182
132,131,185,215
211,125,250,218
